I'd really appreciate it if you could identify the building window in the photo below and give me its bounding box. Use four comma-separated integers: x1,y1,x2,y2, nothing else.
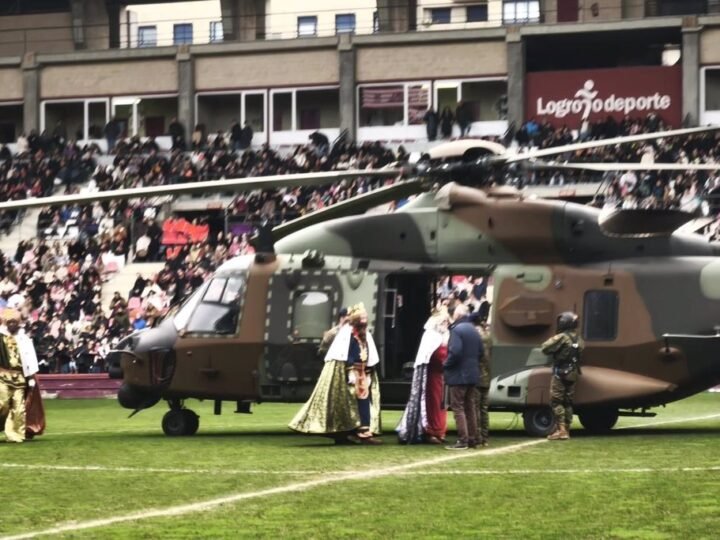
209,21,223,43
359,83,429,127
373,11,379,32
467,4,489,22
503,1,540,24
173,23,193,45
293,291,332,339
297,16,318,37
583,290,619,341
336,13,356,34
706,69,720,110
138,25,157,48
657,0,708,16
430,8,452,24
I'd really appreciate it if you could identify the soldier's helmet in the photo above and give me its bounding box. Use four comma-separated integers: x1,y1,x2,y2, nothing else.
557,311,579,332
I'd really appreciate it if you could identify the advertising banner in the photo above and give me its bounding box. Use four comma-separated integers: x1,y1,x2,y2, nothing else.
526,66,682,127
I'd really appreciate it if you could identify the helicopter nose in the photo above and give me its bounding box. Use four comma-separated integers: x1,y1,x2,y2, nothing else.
117,383,161,411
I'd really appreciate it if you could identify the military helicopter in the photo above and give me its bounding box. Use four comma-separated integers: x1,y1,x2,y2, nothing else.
1,126,719,437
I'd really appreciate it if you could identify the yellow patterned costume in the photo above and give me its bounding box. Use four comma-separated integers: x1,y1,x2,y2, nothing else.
0,334,28,442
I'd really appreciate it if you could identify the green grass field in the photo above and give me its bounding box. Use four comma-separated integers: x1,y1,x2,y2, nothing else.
2,394,720,539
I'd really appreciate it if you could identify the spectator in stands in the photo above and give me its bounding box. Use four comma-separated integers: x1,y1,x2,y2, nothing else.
240,122,254,150
440,107,454,139
423,108,439,142
169,117,186,152
455,100,472,138
230,120,243,152
104,117,121,154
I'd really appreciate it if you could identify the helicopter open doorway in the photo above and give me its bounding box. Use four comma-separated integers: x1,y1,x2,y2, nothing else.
379,273,434,406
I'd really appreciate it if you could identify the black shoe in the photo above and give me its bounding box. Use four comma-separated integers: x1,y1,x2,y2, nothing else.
445,441,468,451
332,434,357,445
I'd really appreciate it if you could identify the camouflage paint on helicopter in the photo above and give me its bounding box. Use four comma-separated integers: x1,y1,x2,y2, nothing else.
275,183,718,267
488,258,720,434
114,252,388,431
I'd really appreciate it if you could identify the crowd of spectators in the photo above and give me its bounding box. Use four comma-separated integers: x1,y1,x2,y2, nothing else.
2,112,720,374
512,114,720,216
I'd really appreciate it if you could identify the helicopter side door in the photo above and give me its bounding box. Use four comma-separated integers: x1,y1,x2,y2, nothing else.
260,266,379,402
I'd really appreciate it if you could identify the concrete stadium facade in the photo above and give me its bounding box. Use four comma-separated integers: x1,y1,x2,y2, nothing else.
1,1,720,147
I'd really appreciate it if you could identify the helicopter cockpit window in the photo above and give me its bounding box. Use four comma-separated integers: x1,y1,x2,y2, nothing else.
292,291,332,339
582,290,619,341
184,276,247,335
173,281,209,332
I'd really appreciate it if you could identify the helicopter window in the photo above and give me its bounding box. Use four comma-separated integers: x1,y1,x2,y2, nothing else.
183,276,247,335
203,279,227,303
582,290,619,341
173,281,209,331
292,291,332,339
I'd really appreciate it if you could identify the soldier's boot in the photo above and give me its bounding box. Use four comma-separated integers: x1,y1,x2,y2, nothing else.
559,425,570,440
547,423,565,440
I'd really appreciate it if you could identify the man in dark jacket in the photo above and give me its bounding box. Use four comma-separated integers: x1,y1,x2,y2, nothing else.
444,304,482,450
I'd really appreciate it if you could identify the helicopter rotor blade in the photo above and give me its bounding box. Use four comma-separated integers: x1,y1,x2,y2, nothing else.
529,161,720,172
0,169,404,212
504,125,720,164
272,179,425,241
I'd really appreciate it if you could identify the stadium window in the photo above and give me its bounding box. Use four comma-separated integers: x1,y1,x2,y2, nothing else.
209,21,223,43
138,26,157,48
173,23,193,45
358,83,429,127
297,16,318,37
502,1,540,24
430,8,452,24
467,4,489,22
582,290,619,341
705,68,720,110
336,13,356,34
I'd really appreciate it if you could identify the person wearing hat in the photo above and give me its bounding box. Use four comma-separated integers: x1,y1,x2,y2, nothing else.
0,308,42,443
396,308,450,444
289,303,382,445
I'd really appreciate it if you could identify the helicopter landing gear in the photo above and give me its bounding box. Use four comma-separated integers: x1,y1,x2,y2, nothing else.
162,401,199,436
522,406,555,437
579,408,619,434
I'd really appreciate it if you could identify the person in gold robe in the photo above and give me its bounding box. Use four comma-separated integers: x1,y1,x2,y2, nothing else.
289,303,381,444
0,309,41,443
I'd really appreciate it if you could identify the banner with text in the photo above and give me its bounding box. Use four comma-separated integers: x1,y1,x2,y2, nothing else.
526,66,682,128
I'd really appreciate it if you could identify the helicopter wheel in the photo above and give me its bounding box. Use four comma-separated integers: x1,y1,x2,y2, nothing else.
579,408,619,434
522,407,555,437
162,408,199,436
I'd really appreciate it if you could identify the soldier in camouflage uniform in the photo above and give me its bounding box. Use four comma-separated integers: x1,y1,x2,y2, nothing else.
470,312,491,447
542,312,582,441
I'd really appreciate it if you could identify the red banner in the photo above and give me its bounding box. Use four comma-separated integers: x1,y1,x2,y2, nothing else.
361,86,403,109
526,66,682,128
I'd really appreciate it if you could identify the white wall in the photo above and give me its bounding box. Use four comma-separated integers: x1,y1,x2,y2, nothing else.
417,0,503,31
266,0,376,39
125,1,222,47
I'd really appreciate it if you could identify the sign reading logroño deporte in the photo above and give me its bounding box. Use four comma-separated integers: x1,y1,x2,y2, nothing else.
525,66,682,127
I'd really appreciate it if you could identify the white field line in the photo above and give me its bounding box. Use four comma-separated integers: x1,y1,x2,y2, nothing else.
0,463,318,476
4,462,720,478
395,466,720,476
0,439,545,540
9,411,720,478
617,412,720,429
